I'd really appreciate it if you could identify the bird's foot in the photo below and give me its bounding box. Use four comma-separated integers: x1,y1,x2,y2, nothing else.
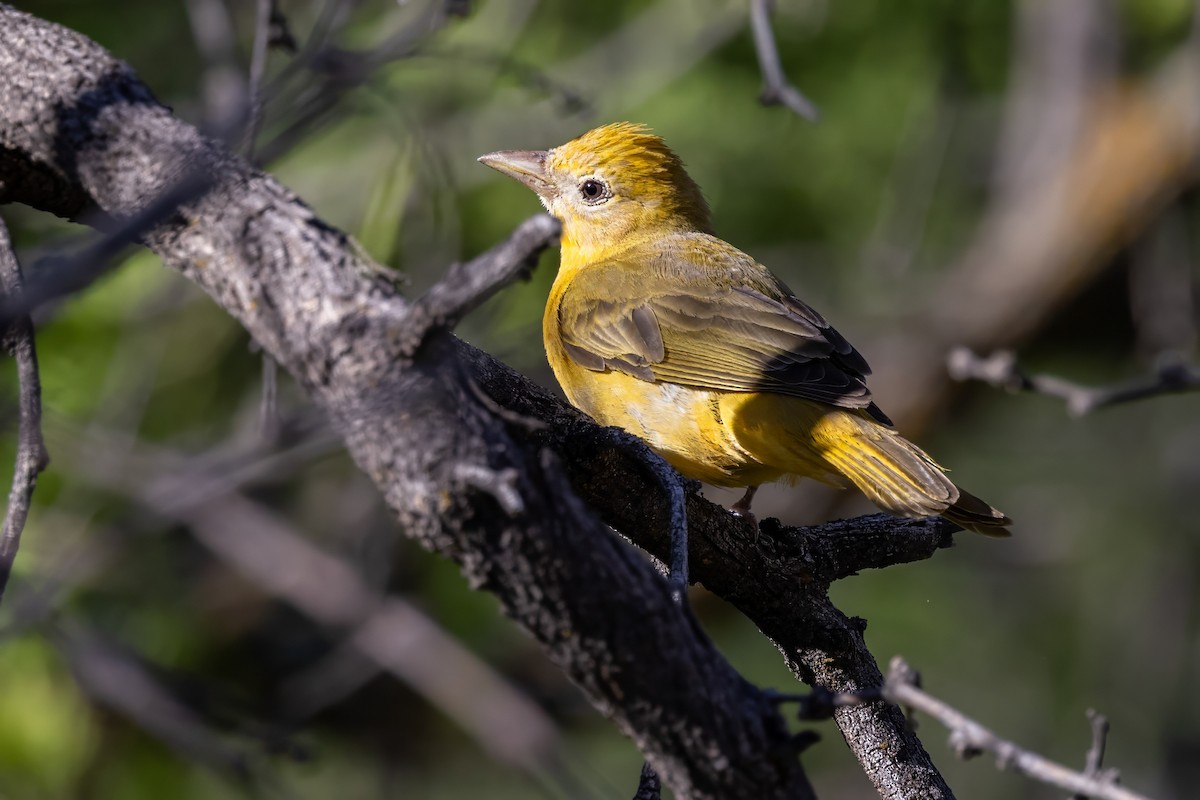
729,485,760,539
730,484,759,516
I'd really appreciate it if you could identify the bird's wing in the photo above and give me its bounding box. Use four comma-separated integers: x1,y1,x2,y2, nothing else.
556,246,881,412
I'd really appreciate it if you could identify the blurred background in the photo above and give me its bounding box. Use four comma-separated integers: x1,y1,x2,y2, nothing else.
2,0,1199,798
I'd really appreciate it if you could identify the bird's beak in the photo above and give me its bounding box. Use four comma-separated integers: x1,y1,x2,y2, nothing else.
477,149,553,196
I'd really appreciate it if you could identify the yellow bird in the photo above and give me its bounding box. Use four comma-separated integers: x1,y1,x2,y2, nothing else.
479,122,1010,535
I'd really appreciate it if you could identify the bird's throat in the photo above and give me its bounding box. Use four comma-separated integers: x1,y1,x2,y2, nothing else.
557,218,685,273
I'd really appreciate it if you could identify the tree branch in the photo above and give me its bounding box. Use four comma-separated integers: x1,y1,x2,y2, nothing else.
1075,709,1116,799
404,213,560,354
0,215,49,605
470,356,960,798
862,27,1200,438
768,664,1154,800
0,168,215,329
243,0,294,156
749,0,820,121
948,347,1200,416
885,658,1152,800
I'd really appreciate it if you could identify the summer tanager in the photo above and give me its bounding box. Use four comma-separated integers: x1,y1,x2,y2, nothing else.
479,122,1010,535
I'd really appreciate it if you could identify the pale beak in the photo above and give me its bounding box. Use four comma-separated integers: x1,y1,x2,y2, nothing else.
477,149,554,196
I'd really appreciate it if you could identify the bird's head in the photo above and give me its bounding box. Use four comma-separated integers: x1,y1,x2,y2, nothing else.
478,122,712,258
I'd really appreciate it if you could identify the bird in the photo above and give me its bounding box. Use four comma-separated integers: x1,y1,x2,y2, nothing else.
478,122,1011,535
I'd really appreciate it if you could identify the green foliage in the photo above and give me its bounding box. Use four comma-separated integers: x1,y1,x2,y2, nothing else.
0,638,95,797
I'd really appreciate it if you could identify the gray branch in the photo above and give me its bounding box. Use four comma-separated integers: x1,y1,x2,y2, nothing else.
0,168,216,329
0,216,49,605
948,347,1200,417
749,0,820,121
404,213,561,354
1075,709,1116,799
885,658,1152,800
772,664,1153,800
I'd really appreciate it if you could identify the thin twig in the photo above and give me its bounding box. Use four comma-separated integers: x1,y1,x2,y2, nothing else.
770,672,1147,800
452,463,524,516
463,371,548,432
1084,709,1112,776
884,657,1153,800
664,467,689,604
1074,709,1116,799
62,414,335,519
258,352,279,438
748,0,819,121
402,213,560,355
0,218,49,605
948,347,1200,417
256,0,447,164
0,169,215,331
240,5,297,419
243,0,285,156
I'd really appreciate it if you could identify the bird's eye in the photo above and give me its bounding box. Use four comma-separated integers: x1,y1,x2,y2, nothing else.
579,178,609,204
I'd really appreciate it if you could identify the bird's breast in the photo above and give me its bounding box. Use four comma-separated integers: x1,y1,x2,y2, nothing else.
543,262,786,487
543,324,775,487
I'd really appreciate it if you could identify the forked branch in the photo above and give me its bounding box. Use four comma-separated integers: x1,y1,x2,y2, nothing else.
770,660,1153,800
884,658,1152,800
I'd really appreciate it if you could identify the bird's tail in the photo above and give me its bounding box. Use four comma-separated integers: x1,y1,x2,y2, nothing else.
819,413,1012,537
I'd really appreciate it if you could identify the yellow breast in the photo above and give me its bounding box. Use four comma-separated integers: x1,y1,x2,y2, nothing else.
544,272,783,487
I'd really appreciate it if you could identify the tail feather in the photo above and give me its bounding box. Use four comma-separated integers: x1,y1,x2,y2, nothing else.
942,487,1013,537
822,414,1012,537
